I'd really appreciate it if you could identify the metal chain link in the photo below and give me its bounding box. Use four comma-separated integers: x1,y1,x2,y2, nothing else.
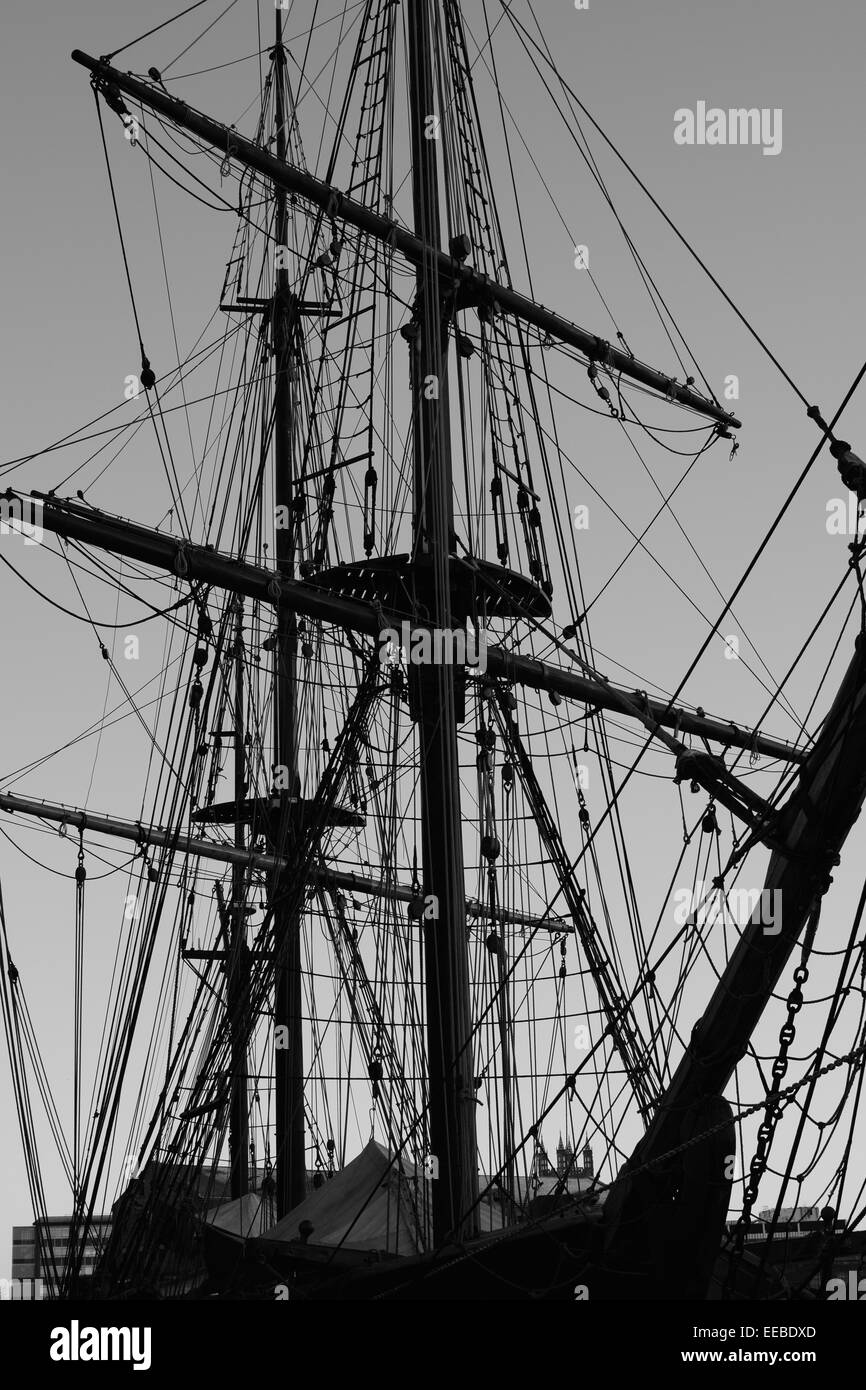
722,907,820,1296
372,1032,866,1300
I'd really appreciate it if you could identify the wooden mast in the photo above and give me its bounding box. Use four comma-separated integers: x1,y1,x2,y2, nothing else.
633,635,866,1145
227,599,250,1198
58,37,842,1261
605,633,866,1292
406,0,479,1244
271,11,306,1218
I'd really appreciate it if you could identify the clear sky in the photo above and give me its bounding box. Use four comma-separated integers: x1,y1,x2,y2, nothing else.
3,0,866,1276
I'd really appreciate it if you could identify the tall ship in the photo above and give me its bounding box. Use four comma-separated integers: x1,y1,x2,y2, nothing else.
2,0,865,1301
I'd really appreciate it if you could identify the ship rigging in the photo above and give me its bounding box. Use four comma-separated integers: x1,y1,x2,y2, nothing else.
3,0,866,1302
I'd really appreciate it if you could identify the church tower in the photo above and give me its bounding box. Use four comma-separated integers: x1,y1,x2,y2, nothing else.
556,1134,574,1178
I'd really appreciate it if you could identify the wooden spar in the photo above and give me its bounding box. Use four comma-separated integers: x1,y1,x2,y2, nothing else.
227,601,249,1198
0,790,570,933
271,16,305,1219
11,491,805,767
406,0,478,1243
69,49,740,431
619,632,866,1176
45,23,866,1295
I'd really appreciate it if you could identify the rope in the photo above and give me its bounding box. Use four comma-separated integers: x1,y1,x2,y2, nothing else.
94,92,146,360
372,1038,866,1300
0,548,194,628
498,1,811,412
103,0,216,62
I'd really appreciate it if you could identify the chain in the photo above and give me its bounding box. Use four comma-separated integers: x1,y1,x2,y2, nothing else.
722,904,820,1296
372,1033,866,1300
620,1034,865,1195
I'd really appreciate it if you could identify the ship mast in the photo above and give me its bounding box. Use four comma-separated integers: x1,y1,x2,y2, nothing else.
49,35,750,1247
7,14,865,1298
270,10,306,1221
603,635,866,1294
228,599,250,1198
405,0,478,1243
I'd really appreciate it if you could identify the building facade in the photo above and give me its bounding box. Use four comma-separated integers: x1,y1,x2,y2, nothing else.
8,1216,112,1298
536,1136,594,1183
